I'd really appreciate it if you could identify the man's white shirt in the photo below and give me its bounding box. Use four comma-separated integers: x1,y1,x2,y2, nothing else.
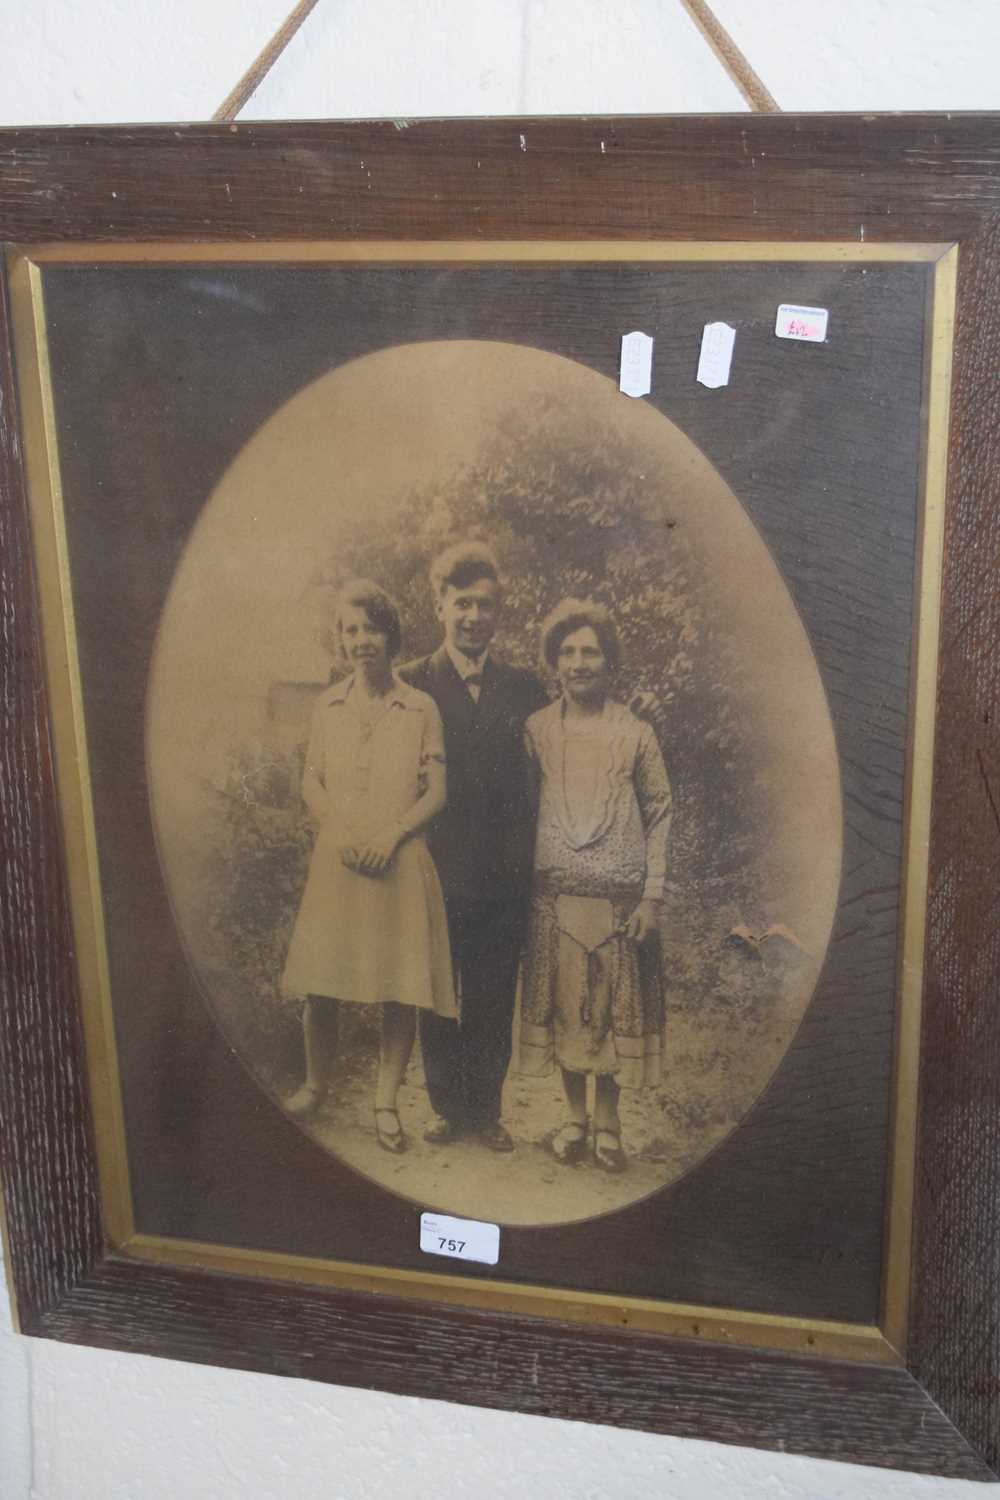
446,642,489,703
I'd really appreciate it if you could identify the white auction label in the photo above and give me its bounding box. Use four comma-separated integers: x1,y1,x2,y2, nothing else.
775,303,829,343
697,321,736,388
420,1212,500,1266
619,330,653,398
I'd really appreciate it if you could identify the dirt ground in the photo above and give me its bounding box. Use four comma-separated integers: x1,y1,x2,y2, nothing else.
292,1018,701,1227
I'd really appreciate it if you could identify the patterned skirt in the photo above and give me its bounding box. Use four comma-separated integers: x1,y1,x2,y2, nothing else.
518,880,665,1090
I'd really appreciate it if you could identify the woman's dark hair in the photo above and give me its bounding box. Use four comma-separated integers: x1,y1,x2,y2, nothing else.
539,598,621,674
335,578,403,660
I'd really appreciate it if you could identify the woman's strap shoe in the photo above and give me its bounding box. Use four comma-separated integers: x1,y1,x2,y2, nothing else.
375,1107,407,1154
285,1083,325,1119
550,1121,588,1165
594,1128,627,1173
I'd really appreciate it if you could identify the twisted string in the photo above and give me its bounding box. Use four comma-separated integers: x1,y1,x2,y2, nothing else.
212,0,325,122
676,0,780,112
211,0,778,123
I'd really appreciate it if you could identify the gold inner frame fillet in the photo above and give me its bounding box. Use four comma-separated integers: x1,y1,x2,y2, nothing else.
4,239,957,1366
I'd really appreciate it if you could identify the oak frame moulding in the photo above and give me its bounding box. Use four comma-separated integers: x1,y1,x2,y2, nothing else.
0,113,999,1479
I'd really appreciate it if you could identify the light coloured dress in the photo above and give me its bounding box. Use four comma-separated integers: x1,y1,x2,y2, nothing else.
519,698,672,1089
281,673,457,1017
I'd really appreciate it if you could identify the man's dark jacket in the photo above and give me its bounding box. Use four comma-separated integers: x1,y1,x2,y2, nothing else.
400,646,548,911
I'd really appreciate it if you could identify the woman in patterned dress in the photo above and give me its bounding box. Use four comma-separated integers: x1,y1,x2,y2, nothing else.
519,600,672,1172
281,580,456,1153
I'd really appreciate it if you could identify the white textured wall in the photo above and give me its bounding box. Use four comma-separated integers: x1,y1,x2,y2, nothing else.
1,2,997,1495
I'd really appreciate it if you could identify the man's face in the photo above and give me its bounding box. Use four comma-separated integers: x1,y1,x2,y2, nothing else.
435,576,501,659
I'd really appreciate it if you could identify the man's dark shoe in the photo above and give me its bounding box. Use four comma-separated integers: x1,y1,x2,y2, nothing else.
424,1116,464,1145
476,1122,515,1153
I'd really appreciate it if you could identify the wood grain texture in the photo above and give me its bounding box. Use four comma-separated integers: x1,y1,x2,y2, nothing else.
911,210,1000,1472
0,266,103,1316
1,114,1000,1477
30,1257,994,1480
0,115,996,245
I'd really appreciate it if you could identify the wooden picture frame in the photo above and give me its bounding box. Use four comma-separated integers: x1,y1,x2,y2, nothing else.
1,114,998,1479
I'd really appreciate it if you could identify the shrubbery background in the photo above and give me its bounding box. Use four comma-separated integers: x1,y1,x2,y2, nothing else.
196,397,776,1118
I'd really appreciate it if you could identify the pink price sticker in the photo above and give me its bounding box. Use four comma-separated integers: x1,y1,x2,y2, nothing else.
775,304,829,343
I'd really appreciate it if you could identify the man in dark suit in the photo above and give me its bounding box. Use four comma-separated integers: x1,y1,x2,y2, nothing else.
401,542,548,1151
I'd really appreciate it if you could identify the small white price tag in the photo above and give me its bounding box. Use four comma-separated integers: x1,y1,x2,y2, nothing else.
420,1212,500,1266
775,304,829,343
619,330,653,398
697,321,736,388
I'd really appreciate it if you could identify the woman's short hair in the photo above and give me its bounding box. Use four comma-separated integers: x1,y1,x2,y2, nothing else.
429,540,501,599
539,598,621,674
334,578,403,660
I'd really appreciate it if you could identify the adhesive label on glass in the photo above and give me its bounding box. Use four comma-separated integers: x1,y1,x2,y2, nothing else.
697,321,736,387
420,1212,500,1265
775,304,829,342
619,330,653,397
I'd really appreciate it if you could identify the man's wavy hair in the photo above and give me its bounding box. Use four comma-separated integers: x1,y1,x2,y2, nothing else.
429,540,502,600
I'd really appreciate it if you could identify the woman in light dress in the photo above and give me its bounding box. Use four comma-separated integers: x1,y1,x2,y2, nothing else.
519,600,672,1172
281,579,456,1154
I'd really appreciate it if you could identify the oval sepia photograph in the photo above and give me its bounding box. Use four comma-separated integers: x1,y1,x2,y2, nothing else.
146,337,842,1228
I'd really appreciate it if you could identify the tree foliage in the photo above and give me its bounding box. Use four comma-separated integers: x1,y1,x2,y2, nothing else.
197,394,775,1082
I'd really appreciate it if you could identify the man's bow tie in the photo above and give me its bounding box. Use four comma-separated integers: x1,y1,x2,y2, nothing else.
464,673,484,687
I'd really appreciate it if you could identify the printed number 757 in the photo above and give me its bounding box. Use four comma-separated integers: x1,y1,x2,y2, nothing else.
439,1237,465,1253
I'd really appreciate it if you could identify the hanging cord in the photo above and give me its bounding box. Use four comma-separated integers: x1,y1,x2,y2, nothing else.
676,0,779,112
212,0,778,123
212,0,325,122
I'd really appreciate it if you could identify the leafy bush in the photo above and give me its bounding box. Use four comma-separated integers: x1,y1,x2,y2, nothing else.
198,394,776,1090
